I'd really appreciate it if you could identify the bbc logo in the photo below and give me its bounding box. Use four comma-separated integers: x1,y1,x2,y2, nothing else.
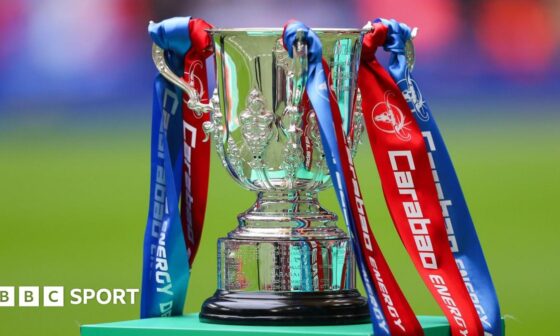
0,286,64,307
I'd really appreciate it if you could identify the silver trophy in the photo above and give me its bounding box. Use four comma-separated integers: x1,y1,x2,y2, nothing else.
152,27,368,324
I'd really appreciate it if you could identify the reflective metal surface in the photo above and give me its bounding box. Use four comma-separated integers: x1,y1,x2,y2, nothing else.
152,28,365,295
206,29,363,193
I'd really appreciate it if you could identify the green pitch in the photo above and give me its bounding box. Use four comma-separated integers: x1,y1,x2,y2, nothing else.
0,105,557,335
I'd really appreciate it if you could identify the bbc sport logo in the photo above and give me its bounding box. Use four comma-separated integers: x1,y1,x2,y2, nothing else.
0,286,139,307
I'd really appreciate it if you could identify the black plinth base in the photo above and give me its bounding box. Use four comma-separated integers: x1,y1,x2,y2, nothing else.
199,289,370,325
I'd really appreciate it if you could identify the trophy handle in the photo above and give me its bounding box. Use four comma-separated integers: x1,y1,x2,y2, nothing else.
405,27,418,72
151,43,213,117
290,29,308,107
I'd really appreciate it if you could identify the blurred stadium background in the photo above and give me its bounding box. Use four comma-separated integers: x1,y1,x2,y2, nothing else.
0,0,558,335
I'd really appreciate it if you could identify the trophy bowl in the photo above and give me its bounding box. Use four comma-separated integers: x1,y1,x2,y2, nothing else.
153,27,369,325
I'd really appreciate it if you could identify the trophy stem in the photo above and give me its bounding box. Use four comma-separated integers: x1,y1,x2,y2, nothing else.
234,191,340,238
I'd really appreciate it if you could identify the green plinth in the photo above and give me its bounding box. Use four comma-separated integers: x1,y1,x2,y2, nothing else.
81,314,452,336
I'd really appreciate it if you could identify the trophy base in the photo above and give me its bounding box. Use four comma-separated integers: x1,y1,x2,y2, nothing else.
199,289,370,325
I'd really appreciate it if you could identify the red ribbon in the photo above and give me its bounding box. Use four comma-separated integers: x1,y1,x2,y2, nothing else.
301,94,314,171
322,59,422,335
181,18,213,266
358,23,484,336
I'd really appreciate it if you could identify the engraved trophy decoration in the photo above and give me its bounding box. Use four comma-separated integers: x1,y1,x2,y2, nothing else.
152,27,369,324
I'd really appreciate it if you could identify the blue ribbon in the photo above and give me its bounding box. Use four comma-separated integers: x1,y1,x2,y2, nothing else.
140,17,192,318
378,18,502,336
284,22,390,336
